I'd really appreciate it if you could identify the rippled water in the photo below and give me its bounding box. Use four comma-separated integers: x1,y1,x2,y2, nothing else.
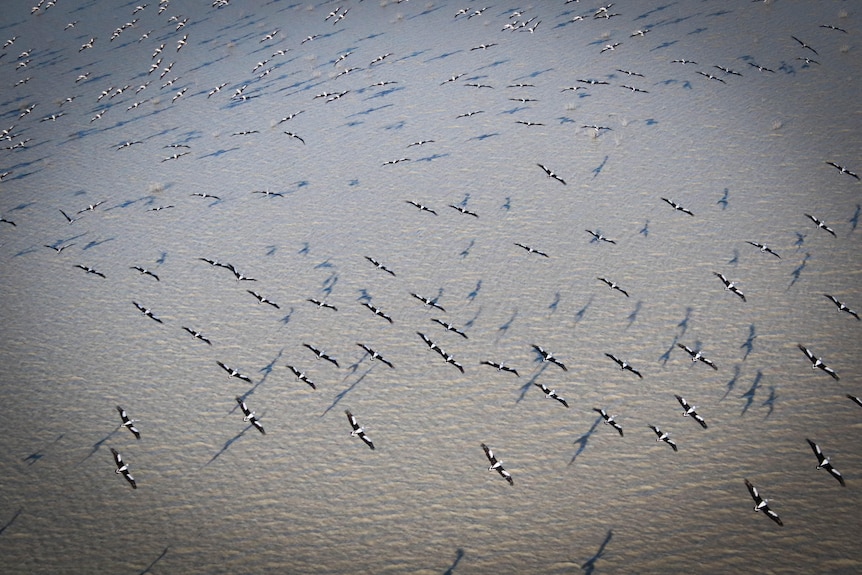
1,0,860,573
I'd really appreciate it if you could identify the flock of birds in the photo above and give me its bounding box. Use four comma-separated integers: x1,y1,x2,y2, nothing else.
1,2,860,570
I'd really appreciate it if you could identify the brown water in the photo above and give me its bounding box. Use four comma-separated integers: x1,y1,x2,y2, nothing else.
1,0,861,573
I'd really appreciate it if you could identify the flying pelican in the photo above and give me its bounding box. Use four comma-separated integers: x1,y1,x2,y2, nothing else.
674,395,708,429
532,345,567,371
534,382,569,407
593,408,623,436
798,344,839,380
805,439,845,486
605,353,642,378
713,272,746,301
744,479,783,526
677,344,718,369
116,406,140,439
481,443,513,485
110,448,137,489
346,410,374,450
648,425,677,451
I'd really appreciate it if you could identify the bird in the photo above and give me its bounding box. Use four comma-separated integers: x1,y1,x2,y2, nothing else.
532,345,567,371
182,327,211,345
605,353,643,378
677,344,718,370
847,394,862,408
746,241,780,259
804,213,836,237
449,204,479,217
286,365,316,390
798,344,839,380
361,302,393,323
44,243,75,253
586,230,616,244
116,406,140,440
216,361,253,383
236,397,265,434
480,361,519,377
110,448,137,489
411,293,446,312
76,200,105,214
133,301,163,323
806,439,845,486
0,216,16,226
593,408,624,436
247,290,280,309
431,318,467,338
674,395,708,429
283,132,305,144
791,35,818,55
713,272,746,301
648,425,678,451
601,42,621,53
60,209,79,224
823,294,860,320
661,197,694,216
405,200,437,215
227,264,257,282
537,163,566,185
131,266,160,281
303,343,339,367
307,298,337,311
357,344,394,368
75,264,105,278
514,242,549,258
825,161,859,180
596,277,629,297
365,256,396,276
481,443,513,485
695,71,726,84
346,410,374,450
744,479,783,526
534,382,569,407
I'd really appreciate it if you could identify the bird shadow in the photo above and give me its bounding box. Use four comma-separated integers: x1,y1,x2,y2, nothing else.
581,529,613,575
137,546,169,575
443,548,465,575
569,418,602,464
77,429,119,466
677,307,693,336
322,368,374,417
626,300,642,327
740,324,756,359
787,253,810,289
721,364,741,401
761,386,777,418
515,365,548,403
0,508,22,537
574,297,592,324
739,370,763,415
204,428,249,467
658,335,678,366
466,280,482,302
22,433,64,466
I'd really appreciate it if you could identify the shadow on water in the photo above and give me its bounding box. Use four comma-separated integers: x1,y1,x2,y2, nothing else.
788,253,810,289
442,548,465,575
677,306,692,336
466,280,481,302
574,297,592,324
761,385,777,418
0,508,22,537
626,300,642,327
78,429,119,466
569,417,602,464
322,368,374,417
204,428,249,467
516,364,548,403
740,324,756,359
721,364,741,401
658,335,678,366
137,547,169,575
22,433,65,466
581,529,613,575
740,370,764,416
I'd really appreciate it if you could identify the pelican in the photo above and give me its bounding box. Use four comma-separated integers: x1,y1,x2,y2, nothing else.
806,439,845,486
677,344,718,369
514,242,549,258
648,425,677,451
235,397,265,434
593,408,623,436
798,344,839,380
674,395,708,428
110,448,137,488
133,301,163,323
131,266,159,281
804,213,836,237
537,163,566,185
480,361,519,376
216,361,252,383
357,344,394,368
746,241,780,259
116,406,140,439
307,298,337,311
365,256,396,276
744,479,783,526
362,302,393,323
823,294,860,320
713,272,746,301
286,365,316,389
661,197,694,216
534,382,569,407
431,318,467,338
481,443,513,485
303,343,339,367
346,410,374,450
597,277,629,297
247,290,280,309
605,353,642,378
532,345,567,371
182,327,211,345
411,293,445,312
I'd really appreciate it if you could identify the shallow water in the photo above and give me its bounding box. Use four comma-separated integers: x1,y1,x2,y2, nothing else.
1,0,861,573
